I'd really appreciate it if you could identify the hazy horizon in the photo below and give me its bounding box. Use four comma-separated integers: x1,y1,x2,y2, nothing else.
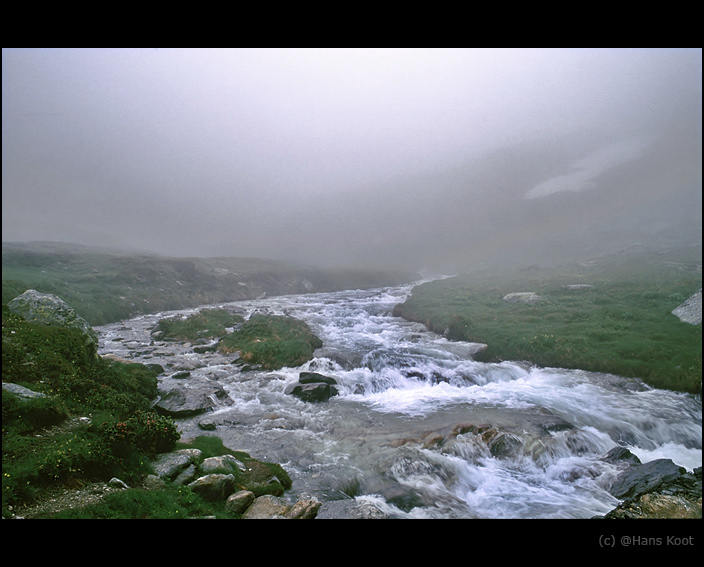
3,48,701,272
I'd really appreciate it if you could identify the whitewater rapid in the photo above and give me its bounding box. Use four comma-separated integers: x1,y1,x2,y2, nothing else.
95,280,702,519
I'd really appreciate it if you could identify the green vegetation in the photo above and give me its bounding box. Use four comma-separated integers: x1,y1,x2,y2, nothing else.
2,300,301,518
219,314,323,370
154,308,244,342
2,241,414,326
36,437,291,519
2,305,180,516
394,247,702,394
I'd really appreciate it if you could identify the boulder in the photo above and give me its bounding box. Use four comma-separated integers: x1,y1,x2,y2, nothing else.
150,448,202,481
239,494,322,519
226,490,256,515
188,474,238,502
240,494,289,519
609,458,686,499
7,289,99,351
299,371,338,385
502,292,545,305
200,454,247,475
285,381,338,403
285,371,339,402
2,382,47,399
672,288,702,325
316,498,390,519
154,381,233,417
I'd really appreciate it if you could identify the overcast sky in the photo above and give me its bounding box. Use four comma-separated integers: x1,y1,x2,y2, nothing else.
2,48,701,271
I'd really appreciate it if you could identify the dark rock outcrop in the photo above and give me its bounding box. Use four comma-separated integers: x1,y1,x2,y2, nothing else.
599,456,702,519
285,372,339,402
154,379,233,417
609,458,686,500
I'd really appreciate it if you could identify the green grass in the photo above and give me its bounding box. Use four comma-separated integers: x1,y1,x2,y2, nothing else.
154,308,244,342
218,314,323,370
394,248,702,394
35,483,223,519
36,436,293,519
2,301,297,518
2,241,415,325
2,306,179,516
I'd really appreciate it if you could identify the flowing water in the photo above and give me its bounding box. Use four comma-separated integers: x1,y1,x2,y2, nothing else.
95,280,702,519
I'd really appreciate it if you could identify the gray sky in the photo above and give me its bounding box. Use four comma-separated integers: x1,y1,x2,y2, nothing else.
2,48,701,271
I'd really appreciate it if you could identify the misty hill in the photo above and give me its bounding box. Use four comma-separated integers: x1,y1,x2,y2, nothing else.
1,241,417,326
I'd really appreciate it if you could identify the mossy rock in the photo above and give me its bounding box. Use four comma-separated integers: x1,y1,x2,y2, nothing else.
218,314,322,370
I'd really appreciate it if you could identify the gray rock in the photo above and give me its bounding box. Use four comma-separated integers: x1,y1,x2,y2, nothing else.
154,382,233,417
609,458,686,499
188,474,238,502
197,418,217,431
2,382,47,399
172,464,199,486
299,371,338,385
240,494,289,519
150,448,202,480
503,292,545,305
200,454,247,475
226,490,256,515
108,477,130,490
284,499,322,519
672,288,702,325
285,381,338,403
8,289,99,350
316,498,391,519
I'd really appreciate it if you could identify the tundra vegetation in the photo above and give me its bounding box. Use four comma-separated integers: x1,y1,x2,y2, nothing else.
394,246,701,394
1,305,293,519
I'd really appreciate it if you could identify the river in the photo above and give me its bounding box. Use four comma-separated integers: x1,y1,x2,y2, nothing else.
95,280,702,519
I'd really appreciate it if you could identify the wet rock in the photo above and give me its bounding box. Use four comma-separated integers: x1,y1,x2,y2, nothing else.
316,498,390,519
488,432,524,458
197,418,217,430
601,467,702,518
284,372,339,402
603,446,641,465
154,380,233,417
603,492,701,519
285,381,338,403
609,458,686,499
299,371,338,385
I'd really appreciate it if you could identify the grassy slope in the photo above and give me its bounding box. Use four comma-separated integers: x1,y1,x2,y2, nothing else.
2,242,415,326
394,245,702,394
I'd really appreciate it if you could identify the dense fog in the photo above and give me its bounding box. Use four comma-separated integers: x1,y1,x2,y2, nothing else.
3,48,701,271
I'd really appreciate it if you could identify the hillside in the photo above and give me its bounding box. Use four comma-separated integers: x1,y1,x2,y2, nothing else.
2,241,417,326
